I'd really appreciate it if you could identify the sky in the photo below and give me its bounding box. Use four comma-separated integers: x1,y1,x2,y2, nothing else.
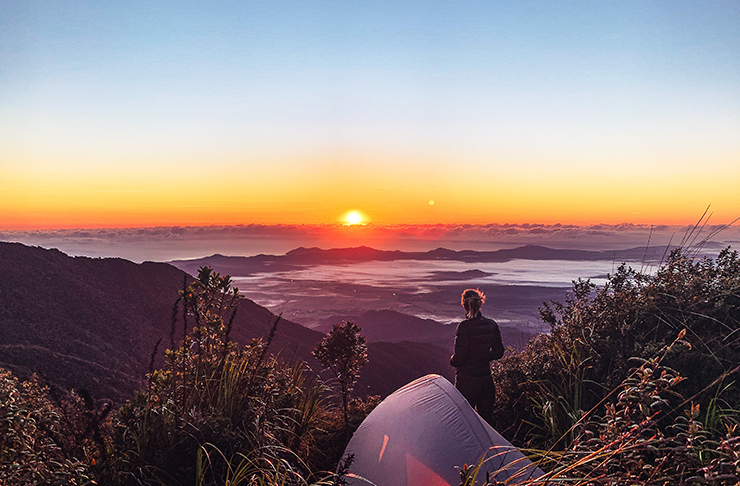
1,1,739,229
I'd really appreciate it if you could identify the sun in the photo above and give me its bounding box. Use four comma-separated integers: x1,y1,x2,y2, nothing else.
343,210,365,225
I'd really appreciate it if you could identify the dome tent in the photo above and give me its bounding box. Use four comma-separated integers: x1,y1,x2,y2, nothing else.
341,374,543,486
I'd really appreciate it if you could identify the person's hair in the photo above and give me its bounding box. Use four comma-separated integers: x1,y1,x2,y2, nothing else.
461,288,485,318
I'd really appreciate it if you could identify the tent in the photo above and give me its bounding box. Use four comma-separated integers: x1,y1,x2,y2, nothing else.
341,374,544,486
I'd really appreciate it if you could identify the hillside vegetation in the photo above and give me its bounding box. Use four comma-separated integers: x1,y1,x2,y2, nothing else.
488,247,740,484
1,245,738,485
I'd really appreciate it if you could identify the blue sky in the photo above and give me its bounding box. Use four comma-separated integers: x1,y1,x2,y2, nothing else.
1,1,739,227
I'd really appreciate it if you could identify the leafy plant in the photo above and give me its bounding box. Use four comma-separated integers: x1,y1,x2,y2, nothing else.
0,370,97,485
493,246,740,451
313,322,369,435
101,267,341,485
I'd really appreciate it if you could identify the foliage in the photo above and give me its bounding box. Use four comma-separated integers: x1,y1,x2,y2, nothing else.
492,247,740,449
544,350,703,484
97,267,375,485
0,370,102,486
313,322,369,432
468,336,740,485
477,246,740,485
0,265,377,485
698,424,740,484
306,394,381,474
9,244,740,485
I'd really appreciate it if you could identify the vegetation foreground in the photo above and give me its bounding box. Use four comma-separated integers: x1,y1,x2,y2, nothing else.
1,246,739,485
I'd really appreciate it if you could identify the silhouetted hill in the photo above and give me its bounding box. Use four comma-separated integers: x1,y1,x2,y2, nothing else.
317,310,450,346
170,244,670,276
0,242,455,402
355,341,454,397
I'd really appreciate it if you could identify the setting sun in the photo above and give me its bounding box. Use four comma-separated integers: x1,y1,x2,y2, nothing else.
343,211,365,225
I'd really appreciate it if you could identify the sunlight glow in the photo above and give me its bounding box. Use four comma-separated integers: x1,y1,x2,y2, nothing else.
344,211,365,225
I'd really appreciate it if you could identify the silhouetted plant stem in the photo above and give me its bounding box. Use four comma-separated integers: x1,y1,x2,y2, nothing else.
341,381,350,442
223,306,237,358
248,313,282,391
149,337,162,377
181,274,188,344
179,275,188,424
170,294,181,350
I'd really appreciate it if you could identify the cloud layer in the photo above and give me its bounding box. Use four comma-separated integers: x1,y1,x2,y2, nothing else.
2,223,738,263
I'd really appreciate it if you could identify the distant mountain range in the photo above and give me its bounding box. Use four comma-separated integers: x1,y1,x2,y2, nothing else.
170,244,669,276
0,242,456,403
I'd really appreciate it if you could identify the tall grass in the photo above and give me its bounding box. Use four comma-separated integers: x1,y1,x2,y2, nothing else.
93,267,371,485
467,332,740,485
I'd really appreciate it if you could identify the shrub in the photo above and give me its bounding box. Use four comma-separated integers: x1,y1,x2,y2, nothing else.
0,370,99,486
313,322,369,435
492,247,740,450
471,334,738,485
103,267,373,485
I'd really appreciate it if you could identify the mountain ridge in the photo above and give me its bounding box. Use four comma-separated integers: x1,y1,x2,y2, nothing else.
170,244,670,276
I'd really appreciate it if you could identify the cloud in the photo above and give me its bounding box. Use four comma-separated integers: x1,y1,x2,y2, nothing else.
2,222,737,243
2,223,738,263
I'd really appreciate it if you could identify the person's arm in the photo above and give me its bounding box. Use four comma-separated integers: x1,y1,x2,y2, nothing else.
489,322,504,360
450,323,469,367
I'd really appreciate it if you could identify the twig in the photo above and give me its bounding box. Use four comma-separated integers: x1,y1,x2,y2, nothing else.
149,337,162,376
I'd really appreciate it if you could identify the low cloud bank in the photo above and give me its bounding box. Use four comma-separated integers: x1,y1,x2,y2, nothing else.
1,223,738,263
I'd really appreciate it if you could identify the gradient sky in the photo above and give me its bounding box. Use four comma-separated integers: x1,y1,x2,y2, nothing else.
1,1,739,229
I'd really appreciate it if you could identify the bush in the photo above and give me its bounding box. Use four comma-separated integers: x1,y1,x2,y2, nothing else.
0,370,101,486
313,321,368,435
101,267,376,485
493,248,740,450
471,334,739,485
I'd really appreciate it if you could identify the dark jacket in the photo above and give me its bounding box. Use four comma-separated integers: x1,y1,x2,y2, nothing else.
450,313,504,377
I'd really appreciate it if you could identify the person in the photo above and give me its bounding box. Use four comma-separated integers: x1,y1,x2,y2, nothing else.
450,288,504,426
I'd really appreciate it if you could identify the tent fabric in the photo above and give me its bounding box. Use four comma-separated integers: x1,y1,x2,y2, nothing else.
342,374,543,486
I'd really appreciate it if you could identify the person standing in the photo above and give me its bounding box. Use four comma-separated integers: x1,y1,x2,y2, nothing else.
450,288,504,426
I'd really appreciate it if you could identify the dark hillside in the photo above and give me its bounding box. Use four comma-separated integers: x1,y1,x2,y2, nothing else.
356,340,454,397
316,309,451,346
317,309,537,351
0,242,455,402
0,243,185,402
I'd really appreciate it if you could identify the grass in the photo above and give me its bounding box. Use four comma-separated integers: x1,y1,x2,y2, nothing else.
466,340,739,485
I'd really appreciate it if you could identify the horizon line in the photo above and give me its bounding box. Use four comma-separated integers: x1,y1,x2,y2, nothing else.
4,221,736,233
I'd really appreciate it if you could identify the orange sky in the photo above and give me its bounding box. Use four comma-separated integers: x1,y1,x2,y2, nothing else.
2,147,738,229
